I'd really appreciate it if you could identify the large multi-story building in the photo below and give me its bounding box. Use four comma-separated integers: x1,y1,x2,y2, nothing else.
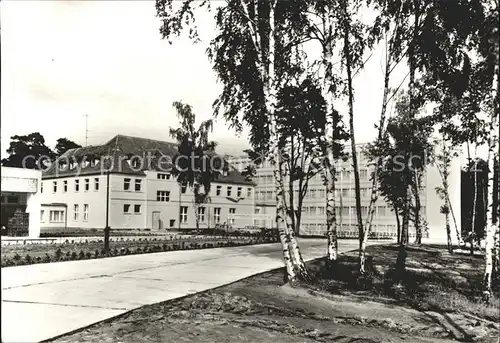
227,143,462,242
39,135,256,233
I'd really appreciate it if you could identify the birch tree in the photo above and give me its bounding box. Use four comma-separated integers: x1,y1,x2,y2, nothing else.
169,101,219,231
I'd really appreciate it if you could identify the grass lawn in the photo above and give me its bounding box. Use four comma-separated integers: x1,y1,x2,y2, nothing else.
47,244,499,343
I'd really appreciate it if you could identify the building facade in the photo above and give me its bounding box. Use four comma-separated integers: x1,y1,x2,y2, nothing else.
1,167,42,237
227,143,462,242
39,135,256,233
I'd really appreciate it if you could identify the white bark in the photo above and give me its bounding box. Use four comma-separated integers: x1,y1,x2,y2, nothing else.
319,11,338,263
482,23,499,299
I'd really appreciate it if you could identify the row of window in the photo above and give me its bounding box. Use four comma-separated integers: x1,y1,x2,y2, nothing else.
72,204,89,221
298,223,398,232
156,186,252,201
255,186,422,201
179,206,236,224
42,178,100,193
40,204,90,223
124,204,142,214
1,195,20,204
254,168,372,185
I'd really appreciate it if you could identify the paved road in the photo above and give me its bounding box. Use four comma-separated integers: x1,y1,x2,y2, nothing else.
1,239,382,343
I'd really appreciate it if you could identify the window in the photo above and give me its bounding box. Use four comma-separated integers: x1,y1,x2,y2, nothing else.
180,206,188,223
49,210,64,223
124,178,131,191
360,169,368,179
7,196,19,204
181,183,187,194
309,207,316,215
40,210,44,222
135,179,142,191
83,204,89,221
361,206,368,216
198,207,206,222
255,208,260,214
342,188,349,197
123,204,131,214
41,182,44,193
247,188,252,197
157,173,171,180
84,178,90,191
227,186,232,197
318,189,325,198
214,207,221,224
216,185,222,196
362,188,369,197
302,206,309,214
134,204,141,214
229,208,236,224
266,191,273,200
377,206,386,217
73,204,79,221
237,187,242,197
75,180,80,192
53,181,57,193
342,207,349,216
157,191,170,202
266,175,273,183
94,178,99,191
318,207,325,215
63,180,68,192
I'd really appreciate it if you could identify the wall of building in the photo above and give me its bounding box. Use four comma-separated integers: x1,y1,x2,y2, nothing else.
39,171,256,231
39,175,106,231
228,145,450,238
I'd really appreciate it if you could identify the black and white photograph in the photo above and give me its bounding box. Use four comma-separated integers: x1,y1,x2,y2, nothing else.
1,0,499,342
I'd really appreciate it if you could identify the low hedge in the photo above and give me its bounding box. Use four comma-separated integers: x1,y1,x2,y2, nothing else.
1,236,279,268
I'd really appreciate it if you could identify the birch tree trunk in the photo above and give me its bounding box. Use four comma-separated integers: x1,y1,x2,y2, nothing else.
360,30,392,273
316,7,339,264
413,172,422,244
396,189,410,280
482,13,499,298
395,205,401,244
340,1,364,271
471,160,478,254
240,0,299,282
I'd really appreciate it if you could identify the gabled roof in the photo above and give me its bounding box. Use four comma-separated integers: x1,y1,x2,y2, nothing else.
42,134,255,186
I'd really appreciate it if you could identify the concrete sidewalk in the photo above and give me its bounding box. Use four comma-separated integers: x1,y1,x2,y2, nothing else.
1,239,377,343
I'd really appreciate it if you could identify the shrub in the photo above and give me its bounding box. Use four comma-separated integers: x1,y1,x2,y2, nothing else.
71,240,75,244
79,250,85,259
36,256,42,263
101,249,106,256
44,253,51,263
85,239,89,244
125,248,131,255
65,239,70,244
66,251,71,258
138,238,142,242
113,248,118,255
202,243,207,249
136,247,142,253
86,252,92,259
95,250,100,258
13,253,21,261
55,248,63,260
25,254,32,264
71,251,77,260
162,243,167,251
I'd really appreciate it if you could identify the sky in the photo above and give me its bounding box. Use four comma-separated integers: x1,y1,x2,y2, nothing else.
2,0,423,160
